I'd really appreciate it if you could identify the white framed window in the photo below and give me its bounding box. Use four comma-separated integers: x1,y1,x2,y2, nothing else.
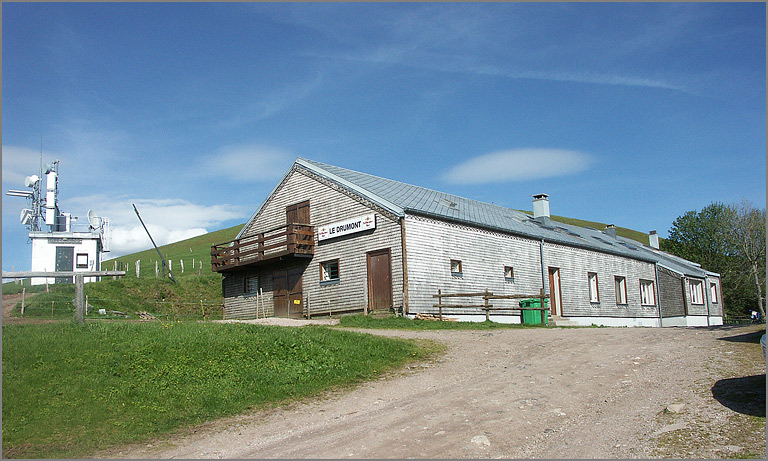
76,253,89,269
320,259,340,282
640,279,656,306
689,279,704,305
504,266,514,280
588,272,600,303
450,259,462,275
244,275,259,295
710,282,719,303
614,276,627,305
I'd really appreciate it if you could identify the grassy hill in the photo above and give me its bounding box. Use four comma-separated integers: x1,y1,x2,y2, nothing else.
517,210,656,245
3,224,243,320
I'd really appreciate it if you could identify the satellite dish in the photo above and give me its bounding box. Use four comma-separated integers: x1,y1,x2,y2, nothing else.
20,209,33,225
24,175,40,187
87,210,102,229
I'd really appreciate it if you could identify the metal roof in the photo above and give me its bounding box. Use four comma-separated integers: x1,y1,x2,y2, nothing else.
246,157,712,275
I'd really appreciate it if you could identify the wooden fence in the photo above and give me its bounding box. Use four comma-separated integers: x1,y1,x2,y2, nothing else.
432,288,550,324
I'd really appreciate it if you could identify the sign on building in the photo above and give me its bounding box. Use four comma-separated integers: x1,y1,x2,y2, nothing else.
317,214,376,241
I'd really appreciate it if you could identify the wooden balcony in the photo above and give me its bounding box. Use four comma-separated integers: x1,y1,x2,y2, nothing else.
211,223,314,272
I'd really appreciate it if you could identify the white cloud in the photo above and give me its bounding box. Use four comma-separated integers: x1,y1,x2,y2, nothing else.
63,195,247,257
1,145,52,188
442,149,592,184
200,145,294,183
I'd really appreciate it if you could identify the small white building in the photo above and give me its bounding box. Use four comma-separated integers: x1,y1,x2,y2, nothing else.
29,228,107,285
213,158,723,327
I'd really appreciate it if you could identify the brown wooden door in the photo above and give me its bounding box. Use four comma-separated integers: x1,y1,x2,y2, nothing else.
286,200,310,224
273,270,289,318
367,248,392,312
288,268,304,318
548,267,562,316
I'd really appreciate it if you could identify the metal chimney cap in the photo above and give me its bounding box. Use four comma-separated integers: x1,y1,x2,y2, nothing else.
532,193,549,200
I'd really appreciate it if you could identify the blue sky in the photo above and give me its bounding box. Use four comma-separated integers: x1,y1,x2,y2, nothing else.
2,2,765,272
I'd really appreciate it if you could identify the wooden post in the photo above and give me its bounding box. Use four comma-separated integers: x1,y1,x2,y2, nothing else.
180,259,184,273
21,288,25,317
484,288,490,322
200,298,205,319
51,301,54,318
438,289,443,320
85,295,89,315
75,274,85,324
155,261,159,278
540,288,547,326
258,233,265,260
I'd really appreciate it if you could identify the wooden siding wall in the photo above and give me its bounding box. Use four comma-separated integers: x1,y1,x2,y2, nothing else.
706,276,723,316
543,242,659,319
405,214,542,315
404,214,660,319
223,168,403,319
658,267,686,318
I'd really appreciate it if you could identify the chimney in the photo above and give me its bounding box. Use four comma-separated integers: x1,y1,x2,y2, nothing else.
604,224,617,239
649,230,659,249
532,193,550,220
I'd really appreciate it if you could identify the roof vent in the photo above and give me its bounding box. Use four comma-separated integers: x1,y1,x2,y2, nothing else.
649,230,660,249
532,193,550,220
604,224,617,239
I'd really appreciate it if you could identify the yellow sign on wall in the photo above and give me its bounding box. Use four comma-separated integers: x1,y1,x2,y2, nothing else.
293,299,301,304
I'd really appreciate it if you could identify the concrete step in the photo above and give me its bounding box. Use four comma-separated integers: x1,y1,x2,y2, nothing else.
550,317,581,327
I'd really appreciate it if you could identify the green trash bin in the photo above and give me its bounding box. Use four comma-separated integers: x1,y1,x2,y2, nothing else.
520,298,549,325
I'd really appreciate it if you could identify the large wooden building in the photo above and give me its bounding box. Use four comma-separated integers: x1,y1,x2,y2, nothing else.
212,158,723,327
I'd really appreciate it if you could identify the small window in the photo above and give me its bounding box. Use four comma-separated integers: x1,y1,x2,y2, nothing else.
689,279,704,305
450,259,462,275
504,266,514,280
76,253,88,269
588,272,600,303
640,279,656,306
710,282,719,303
244,275,259,295
320,259,340,283
614,276,627,305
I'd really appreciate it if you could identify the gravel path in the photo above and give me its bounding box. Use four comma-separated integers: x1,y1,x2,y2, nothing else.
100,324,765,459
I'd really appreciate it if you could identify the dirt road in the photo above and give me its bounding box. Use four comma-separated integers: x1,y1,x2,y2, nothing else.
102,324,765,459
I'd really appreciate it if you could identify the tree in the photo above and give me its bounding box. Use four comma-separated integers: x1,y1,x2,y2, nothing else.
732,200,766,317
662,201,766,319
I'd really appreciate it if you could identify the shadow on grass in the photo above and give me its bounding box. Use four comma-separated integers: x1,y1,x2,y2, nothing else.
711,374,766,417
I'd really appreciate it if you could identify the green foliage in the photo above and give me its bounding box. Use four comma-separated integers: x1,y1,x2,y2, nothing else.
337,314,544,330
1,322,425,458
663,201,766,318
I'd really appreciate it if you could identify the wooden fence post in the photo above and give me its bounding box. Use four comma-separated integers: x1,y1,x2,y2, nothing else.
74,274,85,325
540,288,547,326
438,289,442,320
484,288,490,321
21,288,25,317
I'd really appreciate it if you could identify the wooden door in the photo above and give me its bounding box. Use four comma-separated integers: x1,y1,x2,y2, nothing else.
55,246,74,284
288,268,304,318
286,200,310,224
367,248,392,312
272,270,289,317
548,267,562,316
272,268,303,318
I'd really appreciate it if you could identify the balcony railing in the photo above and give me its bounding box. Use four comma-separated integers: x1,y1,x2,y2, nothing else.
211,223,314,272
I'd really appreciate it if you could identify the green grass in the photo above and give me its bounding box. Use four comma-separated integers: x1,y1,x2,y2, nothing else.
517,210,656,245
337,314,546,330
6,274,224,320
2,321,429,459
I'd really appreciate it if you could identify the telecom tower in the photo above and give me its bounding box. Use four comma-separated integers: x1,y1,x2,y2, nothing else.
6,159,111,285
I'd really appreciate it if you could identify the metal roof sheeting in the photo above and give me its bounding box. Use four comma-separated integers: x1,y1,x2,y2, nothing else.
289,158,711,274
